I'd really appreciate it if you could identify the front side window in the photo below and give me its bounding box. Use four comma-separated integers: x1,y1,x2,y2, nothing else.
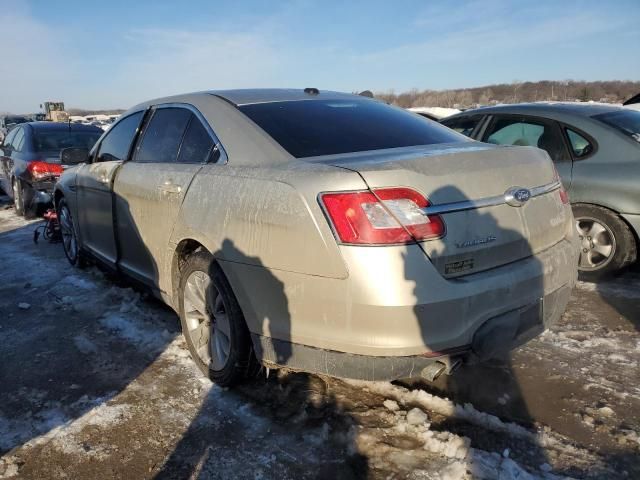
239,99,465,158
565,128,594,158
177,116,216,164
96,111,143,163
441,115,483,137
485,117,570,163
593,110,640,143
135,108,191,163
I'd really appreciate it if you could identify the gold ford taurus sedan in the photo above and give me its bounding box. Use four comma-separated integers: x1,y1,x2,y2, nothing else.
54,89,579,386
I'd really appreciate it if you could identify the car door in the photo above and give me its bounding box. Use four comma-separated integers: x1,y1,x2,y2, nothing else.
76,111,144,265
482,114,573,189
113,105,218,290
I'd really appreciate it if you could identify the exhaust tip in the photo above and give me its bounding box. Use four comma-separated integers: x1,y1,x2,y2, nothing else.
420,362,447,382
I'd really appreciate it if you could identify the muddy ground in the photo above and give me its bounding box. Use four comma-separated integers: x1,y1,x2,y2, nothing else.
0,198,638,479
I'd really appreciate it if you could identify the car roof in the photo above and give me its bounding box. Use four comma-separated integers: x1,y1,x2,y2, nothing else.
27,121,103,132
131,88,364,111
459,102,624,118
209,88,357,106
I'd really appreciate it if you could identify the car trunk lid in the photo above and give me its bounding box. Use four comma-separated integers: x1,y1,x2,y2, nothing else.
314,143,569,277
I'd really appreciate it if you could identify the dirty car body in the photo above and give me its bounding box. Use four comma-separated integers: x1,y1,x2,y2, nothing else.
54,89,578,384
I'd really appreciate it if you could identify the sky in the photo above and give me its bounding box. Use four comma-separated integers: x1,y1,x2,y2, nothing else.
1,0,639,112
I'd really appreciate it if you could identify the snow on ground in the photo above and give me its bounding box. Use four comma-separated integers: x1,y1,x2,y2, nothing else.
0,201,638,479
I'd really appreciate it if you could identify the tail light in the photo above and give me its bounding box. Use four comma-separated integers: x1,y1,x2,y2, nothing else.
552,165,569,204
320,187,445,245
27,161,64,181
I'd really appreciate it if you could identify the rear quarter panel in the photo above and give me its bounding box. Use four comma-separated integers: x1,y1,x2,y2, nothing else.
569,125,640,215
171,161,366,277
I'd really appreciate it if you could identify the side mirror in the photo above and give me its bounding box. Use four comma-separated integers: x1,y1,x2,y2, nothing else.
60,147,89,166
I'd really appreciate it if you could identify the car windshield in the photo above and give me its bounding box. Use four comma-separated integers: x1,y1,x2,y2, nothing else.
239,99,465,158
593,109,640,143
33,130,102,153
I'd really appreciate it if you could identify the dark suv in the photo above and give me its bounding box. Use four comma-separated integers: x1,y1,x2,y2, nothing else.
0,122,102,216
442,103,640,277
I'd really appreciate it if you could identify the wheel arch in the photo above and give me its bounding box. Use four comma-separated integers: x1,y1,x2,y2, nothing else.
170,238,208,308
53,188,64,207
572,201,638,267
572,201,639,242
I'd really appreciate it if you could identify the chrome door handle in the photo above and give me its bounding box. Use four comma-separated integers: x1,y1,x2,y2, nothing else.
158,182,182,194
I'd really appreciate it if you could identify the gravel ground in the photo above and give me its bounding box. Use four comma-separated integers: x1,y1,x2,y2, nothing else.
0,198,638,479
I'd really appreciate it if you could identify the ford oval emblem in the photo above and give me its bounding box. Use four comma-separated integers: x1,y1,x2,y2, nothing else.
504,187,531,207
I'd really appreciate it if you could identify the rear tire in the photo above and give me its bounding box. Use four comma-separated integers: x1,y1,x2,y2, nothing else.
178,250,258,386
12,178,25,217
573,204,637,280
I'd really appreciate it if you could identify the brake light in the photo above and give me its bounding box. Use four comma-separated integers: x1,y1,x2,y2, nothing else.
27,161,63,181
320,187,445,245
552,165,569,205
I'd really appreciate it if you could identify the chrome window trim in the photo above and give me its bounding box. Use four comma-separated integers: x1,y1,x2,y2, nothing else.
422,180,561,216
151,102,228,164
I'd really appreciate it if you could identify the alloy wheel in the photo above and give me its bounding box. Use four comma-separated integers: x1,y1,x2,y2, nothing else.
575,217,615,270
183,270,231,370
13,180,21,211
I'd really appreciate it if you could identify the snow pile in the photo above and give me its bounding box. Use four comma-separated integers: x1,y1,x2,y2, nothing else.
406,407,429,425
348,380,535,441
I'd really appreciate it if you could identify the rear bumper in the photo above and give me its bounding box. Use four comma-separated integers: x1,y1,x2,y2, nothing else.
224,237,578,380
252,282,572,381
21,179,55,206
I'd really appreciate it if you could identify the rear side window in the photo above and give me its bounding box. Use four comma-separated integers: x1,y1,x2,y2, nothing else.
485,117,570,163
12,128,25,152
565,129,593,158
3,127,18,147
441,116,482,137
97,112,143,163
239,99,464,158
177,116,216,164
593,110,640,143
135,108,191,163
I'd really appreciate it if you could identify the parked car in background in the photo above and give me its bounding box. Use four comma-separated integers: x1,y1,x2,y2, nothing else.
623,92,640,112
54,89,577,387
442,103,640,278
0,122,103,216
0,115,30,143
408,107,461,121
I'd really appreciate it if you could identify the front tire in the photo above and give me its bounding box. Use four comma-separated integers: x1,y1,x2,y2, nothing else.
573,204,637,279
178,250,258,386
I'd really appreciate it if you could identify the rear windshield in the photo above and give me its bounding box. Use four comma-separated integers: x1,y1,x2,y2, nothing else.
593,110,640,143
33,130,102,153
239,99,465,158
